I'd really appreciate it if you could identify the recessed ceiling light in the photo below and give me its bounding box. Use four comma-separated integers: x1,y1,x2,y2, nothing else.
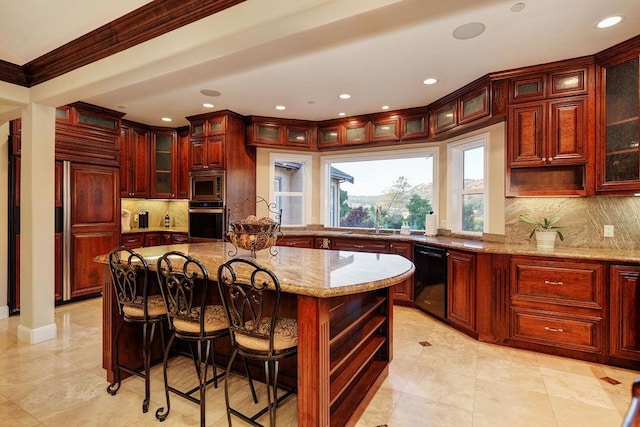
381,105,390,110
200,89,221,97
339,93,351,100
202,103,214,108
423,78,438,85
338,112,346,116
596,15,624,29
510,3,525,13
452,22,486,40
161,117,172,122
275,105,286,110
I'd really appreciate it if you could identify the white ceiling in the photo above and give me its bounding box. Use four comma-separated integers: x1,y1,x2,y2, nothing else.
1,0,639,127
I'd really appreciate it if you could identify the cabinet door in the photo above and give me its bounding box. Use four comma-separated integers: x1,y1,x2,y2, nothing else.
286,127,312,148
121,234,144,249
459,86,489,125
330,238,389,253
610,265,640,361
401,114,428,139
176,129,190,199
276,236,315,248
120,127,150,197
205,135,225,169
598,56,640,192
389,242,414,302
254,122,283,145
370,117,400,142
448,250,476,332
430,101,457,134
510,74,545,102
343,121,368,145
317,126,342,149
150,131,177,198
508,102,546,166
189,137,207,171
548,96,587,163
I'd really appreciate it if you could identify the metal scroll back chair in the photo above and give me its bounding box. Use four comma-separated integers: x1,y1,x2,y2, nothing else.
217,258,298,427
106,246,167,413
155,251,255,427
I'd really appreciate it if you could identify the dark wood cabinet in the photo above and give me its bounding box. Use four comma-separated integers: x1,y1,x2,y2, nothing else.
389,242,414,303
121,233,144,249
144,232,173,247
176,127,190,199
246,117,314,149
503,60,595,197
610,265,640,361
447,250,476,334
276,236,315,248
150,128,178,198
119,124,150,198
509,256,604,355
400,113,428,140
186,111,256,218
69,163,120,299
596,51,640,193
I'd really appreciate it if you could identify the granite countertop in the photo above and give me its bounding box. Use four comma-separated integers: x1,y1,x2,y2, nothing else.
94,241,415,298
281,229,640,264
122,227,188,234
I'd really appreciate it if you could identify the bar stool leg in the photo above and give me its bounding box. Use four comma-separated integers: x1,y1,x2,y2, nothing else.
155,332,176,422
106,320,125,395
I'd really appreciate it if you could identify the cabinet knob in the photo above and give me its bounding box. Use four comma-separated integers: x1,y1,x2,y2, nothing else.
542,157,546,162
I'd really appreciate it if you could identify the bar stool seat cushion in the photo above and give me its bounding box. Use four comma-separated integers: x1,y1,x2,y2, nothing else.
123,294,167,319
236,317,298,351
173,304,228,335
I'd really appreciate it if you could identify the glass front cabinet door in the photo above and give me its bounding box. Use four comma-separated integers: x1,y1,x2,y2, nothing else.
599,56,640,192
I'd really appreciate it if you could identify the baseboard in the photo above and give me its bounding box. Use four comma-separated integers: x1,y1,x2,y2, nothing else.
17,322,57,344
0,305,8,319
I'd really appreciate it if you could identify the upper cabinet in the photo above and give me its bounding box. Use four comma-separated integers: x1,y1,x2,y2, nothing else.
150,128,178,198
120,123,150,198
186,111,256,213
427,76,506,140
596,38,640,194
246,116,315,150
499,59,596,197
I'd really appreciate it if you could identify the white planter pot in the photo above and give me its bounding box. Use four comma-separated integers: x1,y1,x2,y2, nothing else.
535,231,557,250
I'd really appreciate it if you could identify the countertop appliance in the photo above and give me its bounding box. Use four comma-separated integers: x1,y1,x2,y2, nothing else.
413,244,448,321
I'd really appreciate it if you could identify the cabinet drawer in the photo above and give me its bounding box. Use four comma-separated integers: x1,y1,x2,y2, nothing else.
511,308,601,353
510,258,604,308
121,234,144,248
277,236,315,248
331,238,389,253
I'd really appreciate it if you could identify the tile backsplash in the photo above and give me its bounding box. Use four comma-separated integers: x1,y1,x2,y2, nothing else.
121,199,188,229
505,196,640,250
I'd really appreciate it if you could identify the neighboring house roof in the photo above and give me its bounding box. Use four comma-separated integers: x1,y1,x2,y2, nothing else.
274,161,354,183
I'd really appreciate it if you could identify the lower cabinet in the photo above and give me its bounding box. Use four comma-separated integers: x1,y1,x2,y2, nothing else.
121,233,144,249
121,232,189,249
509,256,604,355
389,242,414,303
276,236,315,248
448,250,476,334
610,265,640,361
315,237,414,303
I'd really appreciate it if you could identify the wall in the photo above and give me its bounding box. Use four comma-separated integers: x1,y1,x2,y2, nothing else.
506,196,640,250
0,122,9,318
121,199,188,229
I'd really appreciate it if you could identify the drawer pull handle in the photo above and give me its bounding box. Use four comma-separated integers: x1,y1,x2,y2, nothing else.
544,280,564,285
354,245,364,248
544,326,564,333
287,242,297,246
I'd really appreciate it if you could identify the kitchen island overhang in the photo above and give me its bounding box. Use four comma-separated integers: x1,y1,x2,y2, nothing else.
95,242,414,427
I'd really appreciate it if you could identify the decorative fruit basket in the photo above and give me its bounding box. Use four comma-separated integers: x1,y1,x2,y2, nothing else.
227,197,282,257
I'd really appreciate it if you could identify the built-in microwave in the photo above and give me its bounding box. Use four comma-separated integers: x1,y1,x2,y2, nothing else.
189,170,225,202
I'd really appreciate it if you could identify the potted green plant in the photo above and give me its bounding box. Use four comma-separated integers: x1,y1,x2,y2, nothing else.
519,215,565,250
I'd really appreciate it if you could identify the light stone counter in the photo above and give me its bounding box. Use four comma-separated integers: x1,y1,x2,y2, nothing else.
95,241,415,298
281,229,640,264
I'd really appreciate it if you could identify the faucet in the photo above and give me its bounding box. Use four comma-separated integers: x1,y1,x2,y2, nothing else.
374,206,381,233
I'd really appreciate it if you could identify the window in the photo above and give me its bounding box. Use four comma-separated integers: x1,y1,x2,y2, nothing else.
448,133,487,236
321,148,438,230
269,153,311,226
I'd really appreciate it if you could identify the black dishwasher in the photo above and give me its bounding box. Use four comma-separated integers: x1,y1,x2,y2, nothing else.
414,244,448,321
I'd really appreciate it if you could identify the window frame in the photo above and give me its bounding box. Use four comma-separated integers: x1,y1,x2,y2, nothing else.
447,132,489,237
269,152,312,227
320,147,439,228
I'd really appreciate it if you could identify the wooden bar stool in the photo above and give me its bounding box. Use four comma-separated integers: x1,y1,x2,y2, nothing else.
217,258,298,427
155,251,256,426
106,246,167,413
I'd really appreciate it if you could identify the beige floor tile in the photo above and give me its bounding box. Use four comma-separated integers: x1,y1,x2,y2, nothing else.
0,298,639,427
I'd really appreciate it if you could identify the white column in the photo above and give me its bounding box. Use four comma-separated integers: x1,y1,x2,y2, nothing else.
18,103,57,343
0,122,9,319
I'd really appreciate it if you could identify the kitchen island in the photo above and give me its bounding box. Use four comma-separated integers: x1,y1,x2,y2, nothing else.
95,242,414,427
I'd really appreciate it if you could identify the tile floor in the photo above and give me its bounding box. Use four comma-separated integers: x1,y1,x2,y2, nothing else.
0,298,637,426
